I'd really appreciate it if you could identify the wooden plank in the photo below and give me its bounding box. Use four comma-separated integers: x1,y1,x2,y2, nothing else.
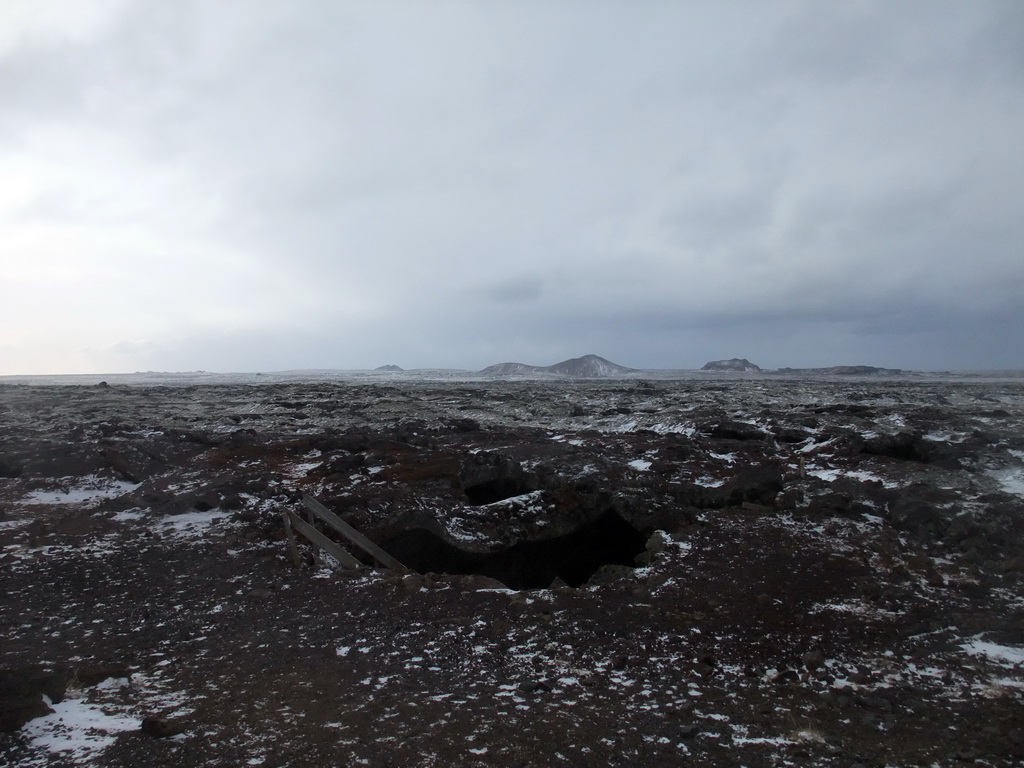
286,511,364,570
303,505,324,566
280,512,303,568
303,494,406,571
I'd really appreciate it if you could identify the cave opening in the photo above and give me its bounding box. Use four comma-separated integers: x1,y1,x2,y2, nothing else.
379,510,650,590
462,477,532,505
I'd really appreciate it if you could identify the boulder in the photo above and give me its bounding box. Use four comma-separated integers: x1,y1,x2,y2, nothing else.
0,459,23,479
0,667,67,731
861,432,933,462
141,715,185,738
702,420,767,441
722,465,785,506
887,498,950,539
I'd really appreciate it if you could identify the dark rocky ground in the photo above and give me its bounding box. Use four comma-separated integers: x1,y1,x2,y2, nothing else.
1,373,1023,766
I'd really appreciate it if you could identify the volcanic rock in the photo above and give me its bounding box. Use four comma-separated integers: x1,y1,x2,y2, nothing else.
0,460,23,479
3,373,1024,767
141,716,185,738
0,667,67,732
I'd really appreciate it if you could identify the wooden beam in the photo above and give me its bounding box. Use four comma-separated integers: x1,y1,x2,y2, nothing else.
303,504,324,566
286,511,364,569
302,494,406,571
280,512,304,568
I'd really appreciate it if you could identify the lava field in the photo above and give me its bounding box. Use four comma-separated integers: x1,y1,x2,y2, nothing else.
1,372,1023,766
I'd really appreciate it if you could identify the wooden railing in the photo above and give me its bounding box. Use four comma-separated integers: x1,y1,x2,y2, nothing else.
282,494,406,571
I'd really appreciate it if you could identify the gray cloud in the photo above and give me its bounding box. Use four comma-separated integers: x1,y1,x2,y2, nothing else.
1,1,1022,374
484,276,544,304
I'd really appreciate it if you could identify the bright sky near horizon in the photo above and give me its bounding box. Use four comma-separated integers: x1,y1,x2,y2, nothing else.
2,0,1023,374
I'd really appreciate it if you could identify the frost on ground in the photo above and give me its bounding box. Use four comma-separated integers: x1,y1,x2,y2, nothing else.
1,373,1023,766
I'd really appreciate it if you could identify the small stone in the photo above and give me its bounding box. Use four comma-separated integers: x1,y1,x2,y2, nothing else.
517,680,551,694
679,724,701,739
400,574,425,593
644,530,672,555
802,649,826,672
141,716,183,738
694,661,715,678
774,668,800,685
663,701,694,717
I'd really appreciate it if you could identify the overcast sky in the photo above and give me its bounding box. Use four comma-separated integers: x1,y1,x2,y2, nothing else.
2,1,1022,374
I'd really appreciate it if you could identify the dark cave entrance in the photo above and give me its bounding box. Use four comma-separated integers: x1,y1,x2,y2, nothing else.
462,477,533,506
379,510,650,591
459,452,535,506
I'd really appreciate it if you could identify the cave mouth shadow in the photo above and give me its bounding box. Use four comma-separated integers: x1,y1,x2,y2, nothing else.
463,477,531,506
379,510,650,591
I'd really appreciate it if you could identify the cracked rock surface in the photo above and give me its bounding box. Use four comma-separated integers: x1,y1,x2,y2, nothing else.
1,373,1023,766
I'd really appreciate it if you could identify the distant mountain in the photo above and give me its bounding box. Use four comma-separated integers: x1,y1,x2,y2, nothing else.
479,362,544,376
549,355,640,377
701,358,762,372
374,365,404,372
774,365,903,376
480,354,639,378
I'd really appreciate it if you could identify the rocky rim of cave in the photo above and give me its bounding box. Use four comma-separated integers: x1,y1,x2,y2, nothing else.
1,375,1023,766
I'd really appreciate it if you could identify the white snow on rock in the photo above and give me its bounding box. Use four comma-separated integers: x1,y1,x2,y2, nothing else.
480,490,545,509
962,637,1024,665
807,467,894,486
111,508,148,522
692,475,726,488
807,468,842,482
990,466,1024,497
158,510,227,536
22,695,138,763
989,677,1024,689
22,477,139,506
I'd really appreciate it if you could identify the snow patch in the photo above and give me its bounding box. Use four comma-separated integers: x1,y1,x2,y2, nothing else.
23,695,139,763
990,466,1024,497
962,638,1024,665
158,510,227,536
22,477,139,506
112,508,147,522
481,490,545,509
808,467,842,482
